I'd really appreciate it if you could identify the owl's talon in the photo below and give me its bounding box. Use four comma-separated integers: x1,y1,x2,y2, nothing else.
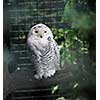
34,74,40,79
34,74,43,79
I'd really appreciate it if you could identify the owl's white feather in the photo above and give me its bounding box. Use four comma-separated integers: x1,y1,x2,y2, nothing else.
27,23,60,79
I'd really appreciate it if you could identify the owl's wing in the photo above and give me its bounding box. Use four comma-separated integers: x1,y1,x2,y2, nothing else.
27,37,42,64
53,40,61,70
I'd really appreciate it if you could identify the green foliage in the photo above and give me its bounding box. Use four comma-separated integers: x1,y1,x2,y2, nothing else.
51,85,59,94
73,83,79,89
56,97,66,100
51,0,95,67
62,0,96,36
51,28,89,65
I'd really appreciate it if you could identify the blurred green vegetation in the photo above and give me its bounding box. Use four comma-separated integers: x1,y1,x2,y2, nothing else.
51,0,96,100
51,27,89,66
50,0,96,66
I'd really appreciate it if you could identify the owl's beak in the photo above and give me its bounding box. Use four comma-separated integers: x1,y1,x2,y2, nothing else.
38,33,43,38
40,35,43,38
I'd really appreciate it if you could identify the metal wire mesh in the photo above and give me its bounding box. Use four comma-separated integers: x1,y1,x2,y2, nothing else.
4,1,68,99
4,0,66,71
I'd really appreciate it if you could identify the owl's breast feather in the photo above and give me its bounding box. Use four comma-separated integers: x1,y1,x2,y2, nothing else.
28,35,49,51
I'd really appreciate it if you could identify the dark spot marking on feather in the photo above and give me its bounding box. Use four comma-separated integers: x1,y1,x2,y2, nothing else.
38,26,42,28
47,36,51,41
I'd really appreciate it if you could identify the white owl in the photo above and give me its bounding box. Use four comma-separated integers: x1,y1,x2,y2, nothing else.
27,23,60,79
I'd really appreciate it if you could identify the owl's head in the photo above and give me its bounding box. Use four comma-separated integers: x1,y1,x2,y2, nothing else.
27,23,54,48
28,23,53,40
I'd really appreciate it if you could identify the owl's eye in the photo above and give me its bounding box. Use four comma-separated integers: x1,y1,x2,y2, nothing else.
33,27,36,29
35,31,38,33
44,31,47,33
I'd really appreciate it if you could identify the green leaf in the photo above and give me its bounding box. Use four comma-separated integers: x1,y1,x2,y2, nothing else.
56,97,66,100
73,83,79,88
51,85,59,94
